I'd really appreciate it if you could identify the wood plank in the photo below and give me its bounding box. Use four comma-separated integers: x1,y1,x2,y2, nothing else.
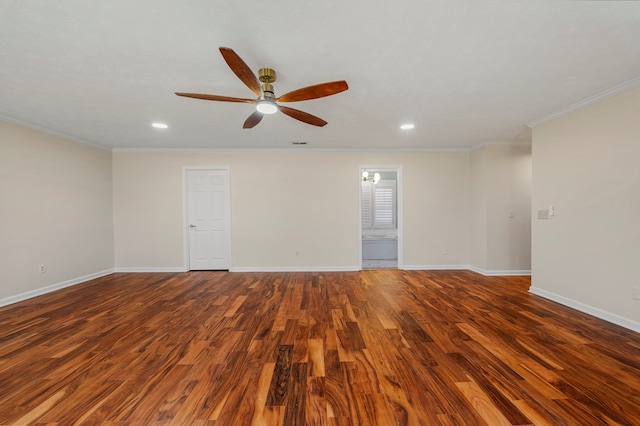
0,270,638,424
266,345,294,407
307,338,325,377
455,379,513,426
249,362,276,425
12,389,67,426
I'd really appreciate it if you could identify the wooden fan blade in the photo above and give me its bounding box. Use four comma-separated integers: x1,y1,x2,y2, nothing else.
219,47,261,97
277,80,348,103
278,105,327,127
175,92,256,104
243,110,264,129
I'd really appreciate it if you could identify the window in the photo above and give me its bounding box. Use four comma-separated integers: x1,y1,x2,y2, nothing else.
362,180,396,228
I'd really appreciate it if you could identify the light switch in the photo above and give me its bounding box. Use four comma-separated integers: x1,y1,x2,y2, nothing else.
549,205,555,217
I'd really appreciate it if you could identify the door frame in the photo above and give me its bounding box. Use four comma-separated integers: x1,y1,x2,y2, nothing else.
183,166,232,271
358,165,403,270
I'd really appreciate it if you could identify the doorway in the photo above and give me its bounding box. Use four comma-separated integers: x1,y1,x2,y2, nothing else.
360,166,402,269
184,167,231,270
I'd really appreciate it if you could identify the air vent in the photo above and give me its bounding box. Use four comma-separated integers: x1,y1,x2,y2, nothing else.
291,141,307,145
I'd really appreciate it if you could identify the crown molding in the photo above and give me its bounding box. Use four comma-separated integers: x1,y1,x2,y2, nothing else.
527,76,640,129
0,113,112,152
111,146,471,154
470,140,532,151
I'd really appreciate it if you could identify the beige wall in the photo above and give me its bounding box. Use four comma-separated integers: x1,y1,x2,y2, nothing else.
470,144,532,273
113,151,471,270
0,121,114,302
470,147,489,269
486,144,532,272
1,119,532,304
532,86,640,326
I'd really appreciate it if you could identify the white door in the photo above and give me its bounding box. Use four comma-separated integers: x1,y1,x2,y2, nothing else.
186,169,230,270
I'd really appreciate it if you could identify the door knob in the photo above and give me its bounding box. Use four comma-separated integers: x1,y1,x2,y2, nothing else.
189,224,197,228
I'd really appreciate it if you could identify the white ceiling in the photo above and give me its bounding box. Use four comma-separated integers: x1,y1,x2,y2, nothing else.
1,1,639,151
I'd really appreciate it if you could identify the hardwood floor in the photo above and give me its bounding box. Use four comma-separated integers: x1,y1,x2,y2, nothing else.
0,270,639,425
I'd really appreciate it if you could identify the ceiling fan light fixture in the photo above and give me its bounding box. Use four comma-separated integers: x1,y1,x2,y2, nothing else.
177,47,347,127
256,100,278,114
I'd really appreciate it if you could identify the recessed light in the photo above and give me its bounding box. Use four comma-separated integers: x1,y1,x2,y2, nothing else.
400,123,415,130
152,122,168,129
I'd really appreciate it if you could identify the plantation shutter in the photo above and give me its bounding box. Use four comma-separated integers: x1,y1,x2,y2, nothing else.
362,180,395,229
373,182,395,228
361,181,373,228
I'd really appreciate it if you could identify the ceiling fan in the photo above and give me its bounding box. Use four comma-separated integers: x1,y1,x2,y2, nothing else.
176,47,348,128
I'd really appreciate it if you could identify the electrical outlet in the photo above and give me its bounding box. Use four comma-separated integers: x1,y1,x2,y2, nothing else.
633,287,640,301
39,264,46,274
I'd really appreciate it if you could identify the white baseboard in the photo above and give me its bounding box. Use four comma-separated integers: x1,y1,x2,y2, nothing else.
230,266,360,273
529,286,640,333
0,269,115,308
11,269,633,335
402,264,469,271
114,267,187,273
111,265,530,276
468,266,532,276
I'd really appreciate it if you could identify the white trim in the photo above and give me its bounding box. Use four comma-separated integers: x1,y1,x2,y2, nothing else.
402,264,469,271
401,265,531,275
358,165,403,270
470,140,532,151
397,167,404,270
468,266,532,276
358,170,363,268
114,267,187,273
0,269,114,308
113,147,471,154
0,113,112,151
114,264,528,274
183,166,232,271
529,287,640,333
527,75,640,128
230,266,360,273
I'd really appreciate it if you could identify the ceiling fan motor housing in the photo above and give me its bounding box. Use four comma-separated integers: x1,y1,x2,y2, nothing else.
261,82,275,100
258,68,276,83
